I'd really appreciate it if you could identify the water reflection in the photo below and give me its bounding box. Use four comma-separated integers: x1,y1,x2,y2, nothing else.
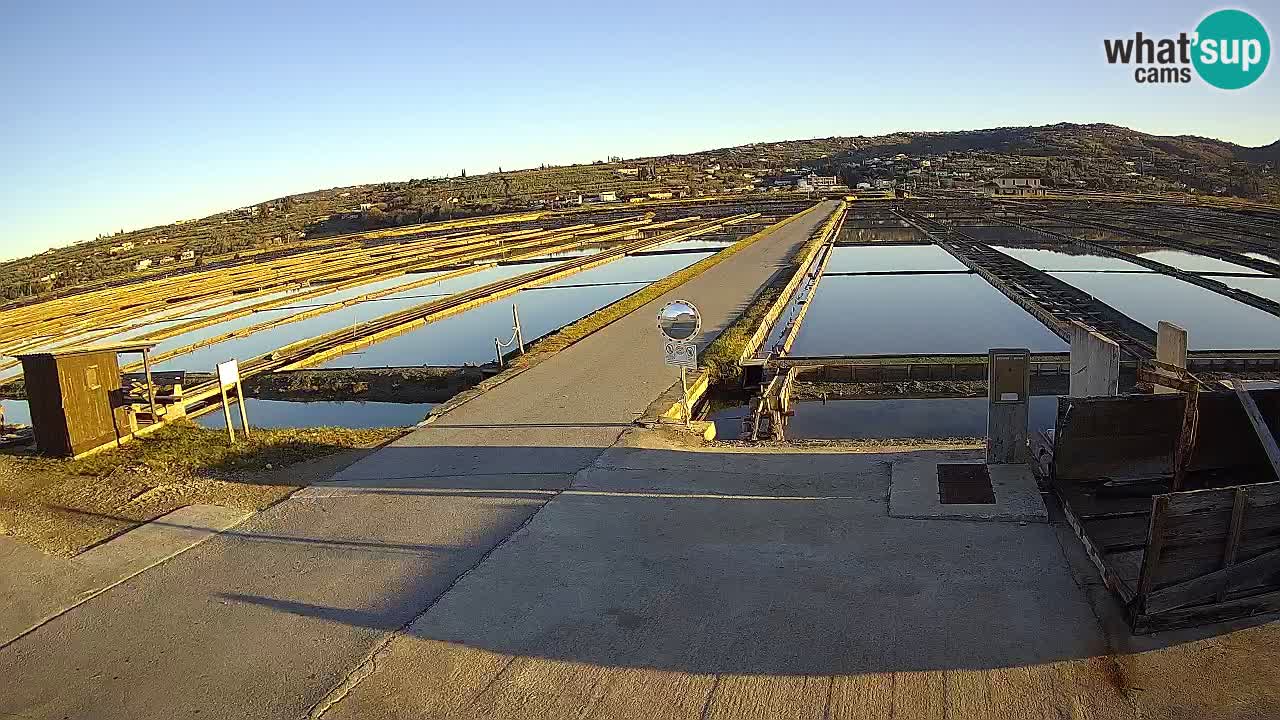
991,246,1147,273
824,245,965,274
1137,249,1265,276
1,399,30,426
319,251,713,368
710,396,1059,440
1050,272,1280,350
196,399,431,430
790,274,1067,356
152,266,527,372
1215,276,1280,305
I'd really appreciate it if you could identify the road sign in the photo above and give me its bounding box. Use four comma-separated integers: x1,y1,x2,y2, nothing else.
216,359,240,388
664,339,697,369
658,300,701,425
214,359,250,444
657,300,700,341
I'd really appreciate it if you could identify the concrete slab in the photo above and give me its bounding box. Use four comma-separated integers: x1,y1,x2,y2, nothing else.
0,504,251,647
315,456,1111,719
889,459,1048,522
0,491,547,720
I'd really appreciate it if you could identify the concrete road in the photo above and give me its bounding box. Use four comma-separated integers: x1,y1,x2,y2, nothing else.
13,197,1276,719
312,445,1141,712
1,202,839,719
307,440,1280,720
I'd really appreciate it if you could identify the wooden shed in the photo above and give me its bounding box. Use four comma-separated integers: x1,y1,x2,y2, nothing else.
13,343,157,458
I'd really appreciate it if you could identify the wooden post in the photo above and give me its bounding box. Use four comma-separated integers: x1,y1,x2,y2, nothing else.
219,383,236,444
1232,380,1280,480
1155,322,1189,395
1218,488,1249,602
1172,385,1200,491
235,378,251,438
141,348,160,423
679,366,690,427
1137,495,1171,604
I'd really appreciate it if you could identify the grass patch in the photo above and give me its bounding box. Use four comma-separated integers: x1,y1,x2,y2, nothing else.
58,421,399,476
698,204,842,384
700,280,788,383
0,420,402,555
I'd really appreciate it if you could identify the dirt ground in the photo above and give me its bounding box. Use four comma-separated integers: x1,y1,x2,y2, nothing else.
0,421,403,556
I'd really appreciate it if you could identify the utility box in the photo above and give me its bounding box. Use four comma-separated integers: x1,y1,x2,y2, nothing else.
987,348,1031,464
14,343,155,458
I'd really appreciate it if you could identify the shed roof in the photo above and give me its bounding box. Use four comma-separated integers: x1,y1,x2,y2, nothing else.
13,342,158,360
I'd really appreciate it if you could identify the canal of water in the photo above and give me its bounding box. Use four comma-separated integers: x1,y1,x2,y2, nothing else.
709,395,1059,441
1049,272,1280,350
319,250,715,368
788,273,1067,356
196,399,432,430
1,399,30,426
824,245,965,274
990,246,1149,273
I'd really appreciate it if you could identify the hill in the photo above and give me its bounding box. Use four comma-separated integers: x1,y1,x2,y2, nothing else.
2,122,1276,305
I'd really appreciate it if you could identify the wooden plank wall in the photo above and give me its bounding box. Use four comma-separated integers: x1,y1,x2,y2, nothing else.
54,351,128,456
1053,391,1279,483
1136,481,1280,631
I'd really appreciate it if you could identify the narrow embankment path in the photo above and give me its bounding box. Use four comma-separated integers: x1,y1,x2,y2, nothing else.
0,202,838,720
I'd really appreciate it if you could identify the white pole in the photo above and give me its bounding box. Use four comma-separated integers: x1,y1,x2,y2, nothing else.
513,304,524,354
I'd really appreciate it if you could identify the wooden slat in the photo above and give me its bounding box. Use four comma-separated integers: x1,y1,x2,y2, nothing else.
1145,543,1280,613
1233,380,1280,481
1137,495,1170,600
1219,487,1249,602
1135,587,1280,634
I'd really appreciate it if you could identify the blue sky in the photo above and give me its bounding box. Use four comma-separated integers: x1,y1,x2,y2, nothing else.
2,0,1277,259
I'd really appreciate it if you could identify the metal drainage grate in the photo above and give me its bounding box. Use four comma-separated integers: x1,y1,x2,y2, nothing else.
937,464,996,505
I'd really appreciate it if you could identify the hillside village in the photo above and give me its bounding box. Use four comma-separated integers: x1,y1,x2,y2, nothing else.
3,123,1277,305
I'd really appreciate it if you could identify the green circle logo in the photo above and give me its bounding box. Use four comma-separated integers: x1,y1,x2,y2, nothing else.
1193,9,1270,89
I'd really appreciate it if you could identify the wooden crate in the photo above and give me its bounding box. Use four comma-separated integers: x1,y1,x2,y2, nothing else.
1050,390,1280,633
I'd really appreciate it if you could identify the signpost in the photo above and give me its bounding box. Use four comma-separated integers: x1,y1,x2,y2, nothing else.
657,300,701,425
215,359,250,444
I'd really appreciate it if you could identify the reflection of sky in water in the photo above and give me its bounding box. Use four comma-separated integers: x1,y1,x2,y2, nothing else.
1214,276,1280,305
196,399,431,429
1,399,30,425
791,274,1065,356
320,251,712,368
1138,250,1265,276
151,267,525,371
649,238,734,252
992,246,1147,273
824,245,965,273
1051,272,1280,350
710,396,1058,440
